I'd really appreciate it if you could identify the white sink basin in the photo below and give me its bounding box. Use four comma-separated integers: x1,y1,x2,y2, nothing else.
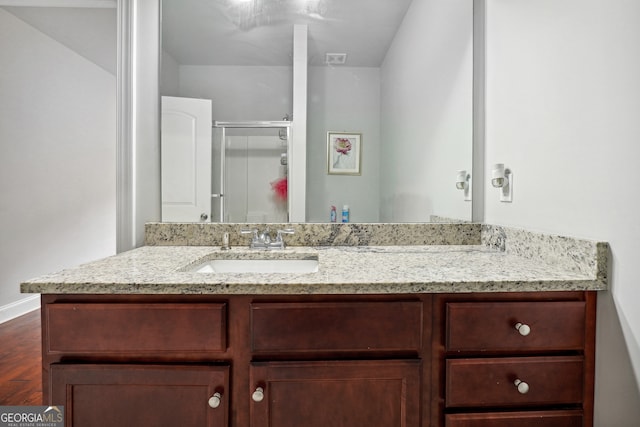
188,258,319,274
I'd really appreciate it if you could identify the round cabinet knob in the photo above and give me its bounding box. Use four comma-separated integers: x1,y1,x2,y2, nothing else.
200,213,209,221
252,386,264,402
514,379,530,394
515,322,531,336
208,392,222,408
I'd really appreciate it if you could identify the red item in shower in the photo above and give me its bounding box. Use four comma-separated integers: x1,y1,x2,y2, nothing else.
271,177,288,201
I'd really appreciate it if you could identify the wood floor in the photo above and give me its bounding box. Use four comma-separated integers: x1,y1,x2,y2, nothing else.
0,310,42,405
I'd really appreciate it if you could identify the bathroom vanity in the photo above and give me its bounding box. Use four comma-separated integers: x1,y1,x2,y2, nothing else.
22,223,607,427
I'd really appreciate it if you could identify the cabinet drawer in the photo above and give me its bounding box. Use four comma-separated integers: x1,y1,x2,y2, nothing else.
446,301,585,352
446,356,583,408
251,301,422,354
45,303,226,354
445,410,583,427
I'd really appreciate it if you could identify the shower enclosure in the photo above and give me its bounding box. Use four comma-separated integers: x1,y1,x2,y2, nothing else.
213,121,291,223
160,96,292,223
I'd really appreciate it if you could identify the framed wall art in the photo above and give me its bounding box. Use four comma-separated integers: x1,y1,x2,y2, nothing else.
327,132,362,175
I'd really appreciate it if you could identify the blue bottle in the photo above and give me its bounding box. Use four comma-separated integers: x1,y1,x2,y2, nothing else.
341,205,350,223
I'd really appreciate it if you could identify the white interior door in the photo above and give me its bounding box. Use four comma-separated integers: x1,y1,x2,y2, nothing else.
161,96,212,222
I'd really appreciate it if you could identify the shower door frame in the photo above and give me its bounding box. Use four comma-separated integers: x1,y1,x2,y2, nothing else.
213,121,292,223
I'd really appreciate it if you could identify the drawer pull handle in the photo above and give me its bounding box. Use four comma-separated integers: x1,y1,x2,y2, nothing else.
252,387,265,402
515,322,531,336
514,379,530,394
208,392,222,409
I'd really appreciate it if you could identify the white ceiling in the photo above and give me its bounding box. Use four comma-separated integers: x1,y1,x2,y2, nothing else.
1,0,414,72
162,0,414,67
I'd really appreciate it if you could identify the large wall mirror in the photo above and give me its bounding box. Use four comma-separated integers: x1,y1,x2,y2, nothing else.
160,0,476,224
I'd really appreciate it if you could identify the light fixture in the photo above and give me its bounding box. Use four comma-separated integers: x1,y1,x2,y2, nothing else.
305,0,328,17
455,170,471,201
225,0,328,31
491,163,513,202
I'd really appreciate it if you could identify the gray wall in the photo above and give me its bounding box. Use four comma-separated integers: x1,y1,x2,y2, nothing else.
380,0,473,222
306,66,381,223
0,8,116,320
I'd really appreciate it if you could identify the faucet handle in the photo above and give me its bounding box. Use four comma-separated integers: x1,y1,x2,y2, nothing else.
275,228,295,244
240,228,259,239
277,228,295,236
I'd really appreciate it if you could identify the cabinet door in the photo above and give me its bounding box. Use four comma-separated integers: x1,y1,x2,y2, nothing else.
250,360,420,427
51,364,228,427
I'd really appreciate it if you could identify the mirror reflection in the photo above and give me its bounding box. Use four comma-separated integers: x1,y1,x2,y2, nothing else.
160,0,473,223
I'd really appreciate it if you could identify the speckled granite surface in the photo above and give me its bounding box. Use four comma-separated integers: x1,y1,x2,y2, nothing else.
20,223,608,295
144,222,481,246
481,225,608,284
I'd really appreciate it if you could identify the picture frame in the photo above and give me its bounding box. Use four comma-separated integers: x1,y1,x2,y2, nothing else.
327,132,362,175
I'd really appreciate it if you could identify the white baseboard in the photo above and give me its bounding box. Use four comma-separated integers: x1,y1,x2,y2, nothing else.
0,295,41,324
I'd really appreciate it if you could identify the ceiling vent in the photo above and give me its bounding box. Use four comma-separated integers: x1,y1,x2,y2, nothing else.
325,53,347,65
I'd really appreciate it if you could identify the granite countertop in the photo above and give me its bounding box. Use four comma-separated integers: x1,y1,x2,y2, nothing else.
20,241,608,295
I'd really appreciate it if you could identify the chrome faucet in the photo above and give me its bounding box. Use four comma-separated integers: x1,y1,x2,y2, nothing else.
240,228,294,249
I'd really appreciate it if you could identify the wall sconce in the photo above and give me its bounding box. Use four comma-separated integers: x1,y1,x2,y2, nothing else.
455,170,471,201
491,163,512,202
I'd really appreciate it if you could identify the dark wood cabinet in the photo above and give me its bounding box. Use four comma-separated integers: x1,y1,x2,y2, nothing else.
50,364,229,427
45,302,227,356
249,360,421,427
433,292,596,427
41,291,595,427
446,356,584,408
445,301,586,353
250,301,423,356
